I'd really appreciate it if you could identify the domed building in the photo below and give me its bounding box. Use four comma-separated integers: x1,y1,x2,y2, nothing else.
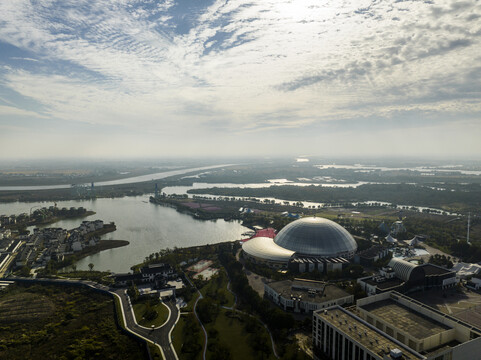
242,217,357,272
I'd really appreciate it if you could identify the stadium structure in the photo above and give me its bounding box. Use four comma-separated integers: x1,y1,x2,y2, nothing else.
242,217,357,272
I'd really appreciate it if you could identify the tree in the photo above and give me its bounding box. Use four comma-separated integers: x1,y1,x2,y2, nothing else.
20,266,32,277
88,263,94,271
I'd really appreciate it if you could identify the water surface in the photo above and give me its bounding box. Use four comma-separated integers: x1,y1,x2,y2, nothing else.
0,196,248,273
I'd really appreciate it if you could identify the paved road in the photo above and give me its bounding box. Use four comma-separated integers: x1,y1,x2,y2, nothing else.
5,276,180,360
114,288,179,360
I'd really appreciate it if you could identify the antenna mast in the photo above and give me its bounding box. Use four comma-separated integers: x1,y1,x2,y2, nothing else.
467,212,471,244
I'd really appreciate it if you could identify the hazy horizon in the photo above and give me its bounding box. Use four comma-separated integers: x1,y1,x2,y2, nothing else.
1,1,480,159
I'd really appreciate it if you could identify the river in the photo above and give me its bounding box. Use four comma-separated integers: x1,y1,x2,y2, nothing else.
0,164,233,191
0,196,248,273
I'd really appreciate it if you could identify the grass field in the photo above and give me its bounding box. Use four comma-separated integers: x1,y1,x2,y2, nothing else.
205,309,276,360
199,269,235,308
133,300,169,327
172,315,188,357
173,291,200,357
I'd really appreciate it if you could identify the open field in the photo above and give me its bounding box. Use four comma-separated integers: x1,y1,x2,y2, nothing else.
0,283,146,360
0,292,55,323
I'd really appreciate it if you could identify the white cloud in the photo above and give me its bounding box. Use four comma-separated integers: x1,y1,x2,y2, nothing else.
0,0,480,158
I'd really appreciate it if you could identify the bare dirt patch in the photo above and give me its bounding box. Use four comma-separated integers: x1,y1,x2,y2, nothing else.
0,292,55,323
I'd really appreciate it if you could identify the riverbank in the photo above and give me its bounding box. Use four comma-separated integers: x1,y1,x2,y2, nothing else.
76,239,130,259
5,210,96,231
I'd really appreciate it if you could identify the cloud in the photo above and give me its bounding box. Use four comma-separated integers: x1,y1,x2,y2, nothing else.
0,0,480,158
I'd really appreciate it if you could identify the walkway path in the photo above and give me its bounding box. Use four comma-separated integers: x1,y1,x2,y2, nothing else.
182,272,208,360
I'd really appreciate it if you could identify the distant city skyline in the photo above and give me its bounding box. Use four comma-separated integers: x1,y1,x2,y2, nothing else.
0,0,480,159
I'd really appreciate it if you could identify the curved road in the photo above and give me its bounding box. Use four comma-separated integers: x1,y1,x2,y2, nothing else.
113,289,179,360
6,276,180,360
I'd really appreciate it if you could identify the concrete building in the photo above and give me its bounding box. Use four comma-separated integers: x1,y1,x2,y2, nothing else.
357,258,456,296
452,262,481,279
466,276,481,291
113,263,176,287
313,291,481,360
264,279,353,314
354,246,390,267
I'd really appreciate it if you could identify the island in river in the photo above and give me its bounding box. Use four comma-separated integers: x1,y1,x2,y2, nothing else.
0,211,129,277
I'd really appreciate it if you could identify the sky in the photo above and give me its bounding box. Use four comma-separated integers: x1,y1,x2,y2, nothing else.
0,0,480,159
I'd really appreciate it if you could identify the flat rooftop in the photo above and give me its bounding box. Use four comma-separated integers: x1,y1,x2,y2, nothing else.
364,277,404,290
360,299,450,340
268,280,351,303
317,307,423,360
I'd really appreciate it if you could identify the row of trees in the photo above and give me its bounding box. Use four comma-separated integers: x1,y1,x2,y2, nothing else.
217,245,295,356
188,183,481,211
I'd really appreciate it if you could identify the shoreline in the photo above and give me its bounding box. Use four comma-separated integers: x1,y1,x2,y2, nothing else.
60,240,130,268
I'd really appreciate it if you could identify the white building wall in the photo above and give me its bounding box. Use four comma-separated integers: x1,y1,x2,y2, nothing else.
451,337,481,360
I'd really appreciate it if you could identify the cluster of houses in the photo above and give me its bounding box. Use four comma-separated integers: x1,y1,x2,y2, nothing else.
16,228,69,268
0,236,22,272
0,214,26,227
0,219,109,272
0,207,88,228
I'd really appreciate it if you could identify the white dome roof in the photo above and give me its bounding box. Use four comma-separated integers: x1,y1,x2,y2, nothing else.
274,217,357,258
242,237,295,262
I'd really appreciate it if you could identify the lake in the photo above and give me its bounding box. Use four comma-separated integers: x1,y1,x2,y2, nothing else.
0,196,249,273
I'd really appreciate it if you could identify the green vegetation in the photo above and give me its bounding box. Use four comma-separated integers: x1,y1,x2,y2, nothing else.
178,313,203,360
172,313,187,356
172,291,200,357
156,242,298,359
218,245,296,357
148,343,163,360
57,270,114,284
200,270,235,308
113,294,126,328
132,298,169,328
0,283,146,360
429,254,454,269
205,309,276,360
188,183,481,212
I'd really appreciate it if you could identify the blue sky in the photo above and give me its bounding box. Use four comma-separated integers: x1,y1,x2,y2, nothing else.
0,0,480,159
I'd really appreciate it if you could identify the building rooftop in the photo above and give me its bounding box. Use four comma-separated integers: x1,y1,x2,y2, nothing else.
268,279,351,303
363,277,404,290
242,236,295,262
316,307,424,360
422,264,454,276
360,299,450,340
274,217,357,257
